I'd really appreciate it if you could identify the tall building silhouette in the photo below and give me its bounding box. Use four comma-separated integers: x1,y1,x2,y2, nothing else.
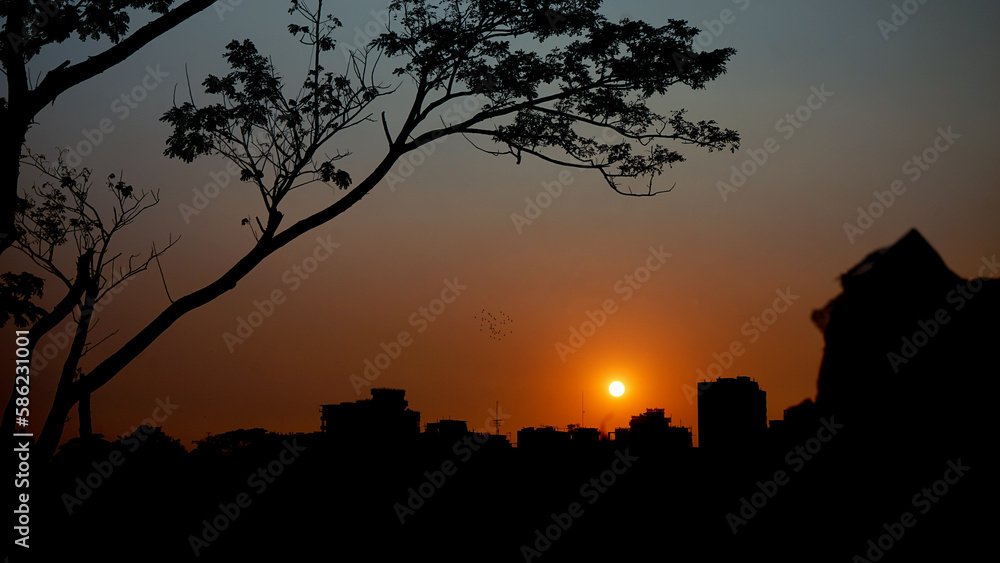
320,387,420,444
697,376,766,449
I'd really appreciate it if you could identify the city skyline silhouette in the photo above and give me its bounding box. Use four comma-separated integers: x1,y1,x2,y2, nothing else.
3,0,998,561
19,227,997,563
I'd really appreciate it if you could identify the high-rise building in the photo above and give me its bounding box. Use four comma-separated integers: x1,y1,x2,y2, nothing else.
697,376,766,449
320,387,420,443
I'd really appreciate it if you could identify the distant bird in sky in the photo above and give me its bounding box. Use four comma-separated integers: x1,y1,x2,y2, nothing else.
475,309,513,341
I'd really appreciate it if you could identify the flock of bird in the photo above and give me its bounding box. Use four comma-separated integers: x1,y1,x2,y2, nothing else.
475,309,513,341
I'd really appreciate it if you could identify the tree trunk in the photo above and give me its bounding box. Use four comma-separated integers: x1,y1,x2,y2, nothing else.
0,251,92,438
1,0,220,258
0,1,30,258
78,389,93,440
37,284,97,460
35,387,77,462
34,141,404,463
0,115,25,256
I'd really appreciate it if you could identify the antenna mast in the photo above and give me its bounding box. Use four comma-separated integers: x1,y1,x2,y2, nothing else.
493,400,502,435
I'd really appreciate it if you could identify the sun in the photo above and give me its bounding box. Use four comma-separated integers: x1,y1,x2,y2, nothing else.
609,381,625,397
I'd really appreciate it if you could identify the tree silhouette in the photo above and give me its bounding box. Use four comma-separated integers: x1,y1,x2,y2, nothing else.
0,149,175,445
16,0,740,462
191,427,283,456
0,0,218,340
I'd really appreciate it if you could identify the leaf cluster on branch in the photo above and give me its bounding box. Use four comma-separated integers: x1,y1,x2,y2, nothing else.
3,0,742,462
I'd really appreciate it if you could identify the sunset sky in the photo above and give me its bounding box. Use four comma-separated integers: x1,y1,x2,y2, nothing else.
3,0,998,449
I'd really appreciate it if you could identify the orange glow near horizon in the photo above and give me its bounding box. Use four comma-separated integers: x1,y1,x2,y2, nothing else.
2,0,998,454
